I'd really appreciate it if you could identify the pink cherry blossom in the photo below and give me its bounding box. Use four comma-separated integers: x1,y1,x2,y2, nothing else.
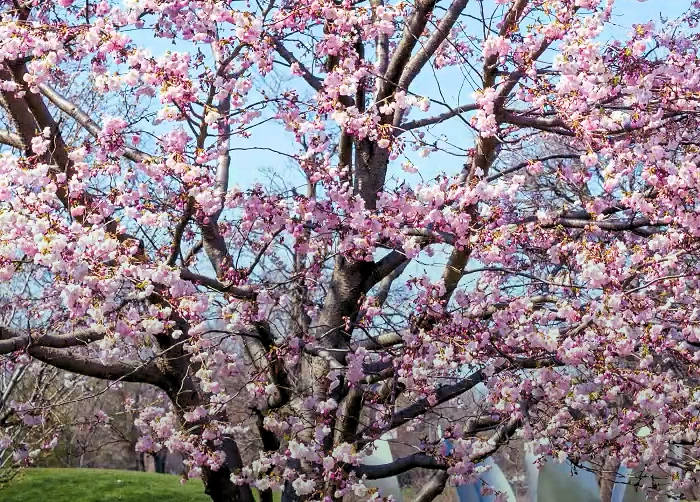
2,1,700,501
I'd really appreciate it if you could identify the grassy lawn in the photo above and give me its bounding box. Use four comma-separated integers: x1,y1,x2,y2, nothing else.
0,468,211,502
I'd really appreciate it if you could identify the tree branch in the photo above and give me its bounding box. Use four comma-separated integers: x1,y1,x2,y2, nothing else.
395,0,470,94
356,368,489,439
516,211,665,232
373,250,410,286
0,67,39,153
0,326,106,354
356,332,403,350
272,39,324,92
167,199,194,267
378,0,437,102
29,347,164,386
372,0,390,76
0,129,23,149
486,154,579,182
355,452,446,479
399,103,479,132
38,84,151,163
499,109,574,136
179,269,258,299
242,322,292,410
388,370,487,430
404,228,456,246
413,472,449,502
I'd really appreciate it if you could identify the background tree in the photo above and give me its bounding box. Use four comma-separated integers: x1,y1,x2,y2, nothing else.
1,1,700,502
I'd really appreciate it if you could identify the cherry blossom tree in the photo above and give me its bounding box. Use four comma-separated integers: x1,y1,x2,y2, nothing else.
0,362,66,478
1,0,700,501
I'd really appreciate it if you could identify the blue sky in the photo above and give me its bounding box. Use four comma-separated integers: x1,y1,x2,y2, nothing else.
76,0,692,324
229,0,691,189
122,0,691,192
118,0,694,282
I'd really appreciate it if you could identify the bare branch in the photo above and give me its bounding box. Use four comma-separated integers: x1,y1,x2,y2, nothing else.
241,321,292,410
373,260,409,308
246,227,284,277
515,211,666,233
386,370,487,431
372,0,390,76
167,199,194,266
355,368,488,440
413,472,449,502
355,452,446,479
0,332,28,353
212,92,232,223
486,154,580,182
373,250,410,285
38,84,151,163
29,347,164,386
0,129,23,149
356,332,403,350
404,228,456,246
551,216,660,232
395,0,470,94
272,39,324,92
399,103,479,133
0,67,39,152
179,269,258,299
0,326,106,354
378,0,438,102
499,109,574,136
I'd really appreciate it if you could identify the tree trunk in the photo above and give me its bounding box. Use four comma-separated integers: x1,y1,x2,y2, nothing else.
137,451,146,472
154,451,167,473
280,459,303,502
598,457,620,502
203,465,251,502
204,435,254,502
159,369,254,501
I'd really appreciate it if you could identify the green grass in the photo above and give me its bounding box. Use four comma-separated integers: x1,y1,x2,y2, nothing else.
0,468,211,502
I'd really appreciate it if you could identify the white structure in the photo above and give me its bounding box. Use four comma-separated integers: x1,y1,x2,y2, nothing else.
610,466,668,502
452,456,516,502
362,432,404,502
440,426,516,502
524,451,600,502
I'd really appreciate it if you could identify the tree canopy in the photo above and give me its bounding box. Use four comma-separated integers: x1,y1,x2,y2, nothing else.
1,0,700,501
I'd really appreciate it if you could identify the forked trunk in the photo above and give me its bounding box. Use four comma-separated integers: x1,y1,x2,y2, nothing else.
203,465,254,502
